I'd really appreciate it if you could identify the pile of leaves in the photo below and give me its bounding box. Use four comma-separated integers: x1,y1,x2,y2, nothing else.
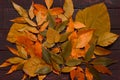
0,0,119,80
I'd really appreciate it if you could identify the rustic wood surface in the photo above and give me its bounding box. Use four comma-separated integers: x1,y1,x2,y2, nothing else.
0,0,120,80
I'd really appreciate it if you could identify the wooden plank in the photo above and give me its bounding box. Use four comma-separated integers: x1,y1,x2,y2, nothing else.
1,0,120,9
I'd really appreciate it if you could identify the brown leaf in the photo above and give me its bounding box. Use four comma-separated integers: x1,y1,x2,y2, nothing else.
7,65,18,74
7,46,19,56
10,17,26,23
85,68,93,80
25,30,37,41
34,41,42,58
94,65,112,75
50,7,64,15
70,69,76,80
0,62,11,68
51,47,60,54
38,34,44,42
76,29,94,48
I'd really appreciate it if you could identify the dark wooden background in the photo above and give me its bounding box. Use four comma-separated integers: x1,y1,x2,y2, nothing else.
0,0,120,80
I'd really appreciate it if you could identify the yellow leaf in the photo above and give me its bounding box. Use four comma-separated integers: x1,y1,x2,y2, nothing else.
74,21,86,29
94,65,112,75
68,31,78,41
7,23,26,43
7,46,19,56
85,68,93,80
7,65,18,74
29,1,35,19
10,17,26,23
50,7,64,15
66,18,74,33
0,62,11,68
58,14,67,21
25,30,37,41
51,47,60,54
76,29,94,48
34,41,42,58
45,0,53,9
61,67,76,72
38,75,46,80
24,18,37,26
39,22,49,32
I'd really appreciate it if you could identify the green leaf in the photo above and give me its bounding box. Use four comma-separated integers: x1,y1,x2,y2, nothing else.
42,47,51,64
61,67,76,73
11,1,28,17
94,46,111,56
63,0,74,18
87,65,101,80
51,54,64,64
91,57,116,66
85,43,95,61
56,21,68,33
35,66,52,75
61,41,72,59
47,12,56,28
59,33,70,42
23,57,47,77
75,3,110,37
66,58,82,66
6,57,24,64
97,32,119,47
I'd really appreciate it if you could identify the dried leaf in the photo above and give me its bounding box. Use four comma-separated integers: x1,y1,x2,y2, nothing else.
76,29,94,48
70,69,76,80
94,46,111,56
7,46,19,56
0,62,11,68
7,65,18,74
29,1,35,19
76,3,110,37
6,57,24,64
91,57,116,66
50,7,64,15
58,14,67,21
11,1,28,17
51,47,60,54
85,68,93,80
10,17,26,23
38,75,46,80
94,65,112,75
97,32,119,46
21,74,28,80
74,21,86,29
63,0,74,18
45,0,53,9
38,34,44,42
34,41,42,58
66,18,74,33
61,67,76,73
39,22,48,32
66,58,81,66
24,18,37,26
25,31,37,41
77,67,85,80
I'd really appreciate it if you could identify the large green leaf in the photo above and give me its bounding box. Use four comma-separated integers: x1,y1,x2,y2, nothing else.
61,41,72,59
51,54,64,64
12,1,28,17
66,58,82,66
75,3,110,37
97,32,119,46
42,47,51,64
63,0,74,18
91,57,116,66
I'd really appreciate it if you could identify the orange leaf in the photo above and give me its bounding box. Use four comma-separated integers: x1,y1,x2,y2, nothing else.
50,7,64,15
51,47,60,54
0,62,11,68
25,30,37,41
34,41,42,58
33,4,47,16
94,65,112,75
69,31,78,41
21,74,28,80
66,18,74,33
39,22,49,32
45,0,53,9
70,69,76,80
38,34,44,42
76,29,94,48
7,65,18,74
85,68,93,80
74,21,86,29
7,46,19,56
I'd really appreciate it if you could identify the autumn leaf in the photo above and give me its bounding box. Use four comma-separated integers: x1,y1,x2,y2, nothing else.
63,0,74,18
58,14,67,21
74,21,86,29
50,7,64,15
6,57,24,64
38,75,46,80
94,46,111,56
61,67,76,73
0,62,11,68
85,68,93,80
11,1,28,17
66,18,74,33
25,31,37,41
7,65,18,74
21,74,28,80
7,46,19,56
76,29,94,48
45,0,53,9
94,65,112,75
97,32,119,46
29,1,35,19
10,17,26,24
34,41,42,58
66,58,82,66
39,22,48,32
24,18,37,26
